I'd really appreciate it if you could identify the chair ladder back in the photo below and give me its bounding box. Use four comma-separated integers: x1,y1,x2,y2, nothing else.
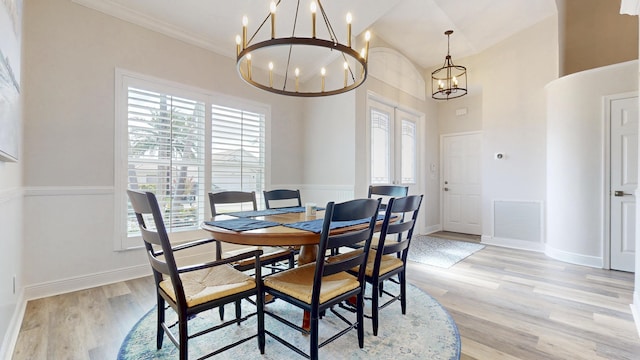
263,189,302,209
127,190,186,302
209,191,257,216
315,198,381,281
375,195,423,259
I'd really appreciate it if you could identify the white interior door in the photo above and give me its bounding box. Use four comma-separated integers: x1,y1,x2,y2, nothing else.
442,133,482,235
610,95,638,272
368,99,420,197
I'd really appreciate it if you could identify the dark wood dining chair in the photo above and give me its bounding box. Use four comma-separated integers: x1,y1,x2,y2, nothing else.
261,198,381,360
127,190,265,359
354,194,423,336
263,189,302,209
208,191,295,272
263,188,304,261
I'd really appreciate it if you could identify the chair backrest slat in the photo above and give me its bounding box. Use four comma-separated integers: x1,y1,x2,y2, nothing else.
140,226,163,246
367,185,409,198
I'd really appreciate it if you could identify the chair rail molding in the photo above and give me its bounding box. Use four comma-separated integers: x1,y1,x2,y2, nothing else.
23,185,114,196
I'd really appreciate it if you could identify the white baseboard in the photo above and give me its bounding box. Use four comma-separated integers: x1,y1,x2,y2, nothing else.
0,289,26,360
544,244,603,268
423,224,442,235
481,236,545,252
632,291,640,338
24,264,151,301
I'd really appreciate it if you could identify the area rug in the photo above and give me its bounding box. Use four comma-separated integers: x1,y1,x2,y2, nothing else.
408,235,485,268
118,282,460,359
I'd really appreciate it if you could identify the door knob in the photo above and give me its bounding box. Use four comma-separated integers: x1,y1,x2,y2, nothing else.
614,190,632,196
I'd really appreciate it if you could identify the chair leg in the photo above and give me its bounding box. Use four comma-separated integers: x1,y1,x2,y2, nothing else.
400,271,407,315
357,293,365,348
310,314,319,360
235,299,242,323
156,295,165,349
219,306,225,321
371,282,380,336
179,315,188,360
257,291,265,354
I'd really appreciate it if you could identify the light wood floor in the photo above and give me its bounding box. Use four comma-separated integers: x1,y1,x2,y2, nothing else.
12,236,640,359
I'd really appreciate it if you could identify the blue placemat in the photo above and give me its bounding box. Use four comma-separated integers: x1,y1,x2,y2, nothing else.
226,209,286,218
268,206,325,214
204,218,280,231
283,215,383,234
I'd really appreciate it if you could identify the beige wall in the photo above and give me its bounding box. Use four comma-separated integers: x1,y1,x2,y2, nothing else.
21,0,305,287
557,0,638,76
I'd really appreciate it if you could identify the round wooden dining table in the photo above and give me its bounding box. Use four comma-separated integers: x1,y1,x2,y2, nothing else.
200,210,325,264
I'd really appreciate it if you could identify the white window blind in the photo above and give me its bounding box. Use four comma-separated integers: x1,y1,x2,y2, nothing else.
126,87,206,236
211,104,266,211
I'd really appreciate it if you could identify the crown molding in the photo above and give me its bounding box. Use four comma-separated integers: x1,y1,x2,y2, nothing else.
71,0,233,59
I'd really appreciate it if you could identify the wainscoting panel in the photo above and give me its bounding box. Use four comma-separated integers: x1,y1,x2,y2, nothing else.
494,200,543,242
485,200,544,251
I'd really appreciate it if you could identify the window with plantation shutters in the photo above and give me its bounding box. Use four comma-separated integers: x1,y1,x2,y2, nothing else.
115,70,269,250
126,87,206,237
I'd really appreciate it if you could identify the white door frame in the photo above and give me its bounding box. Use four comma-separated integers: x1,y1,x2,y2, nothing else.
603,91,638,270
440,131,482,234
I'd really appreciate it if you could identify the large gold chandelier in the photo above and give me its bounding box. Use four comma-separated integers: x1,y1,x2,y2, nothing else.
235,0,370,97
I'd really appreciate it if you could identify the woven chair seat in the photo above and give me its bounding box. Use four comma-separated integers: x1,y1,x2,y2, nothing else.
159,264,255,307
223,246,293,269
263,263,359,304
331,250,403,277
363,251,403,277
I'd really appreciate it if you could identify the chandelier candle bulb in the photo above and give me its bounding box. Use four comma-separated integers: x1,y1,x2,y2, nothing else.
321,67,326,92
269,62,274,87
235,35,241,56
295,68,300,92
247,53,252,80
242,16,248,48
310,2,317,38
344,61,348,87
364,31,371,61
346,12,352,47
270,1,276,39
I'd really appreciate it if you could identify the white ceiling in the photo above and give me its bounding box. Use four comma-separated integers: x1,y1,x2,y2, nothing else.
74,0,557,71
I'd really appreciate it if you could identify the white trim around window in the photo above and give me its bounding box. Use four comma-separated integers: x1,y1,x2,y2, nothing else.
114,68,271,250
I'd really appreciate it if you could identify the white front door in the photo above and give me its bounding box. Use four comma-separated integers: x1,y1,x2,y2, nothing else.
368,98,421,197
442,133,482,235
610,95,638,272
